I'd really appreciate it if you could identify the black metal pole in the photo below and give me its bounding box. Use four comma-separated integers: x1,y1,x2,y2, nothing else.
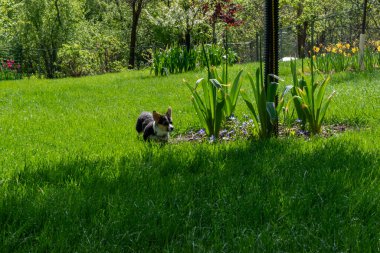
264,0,279,86
256,32,260,61
264,0,279,137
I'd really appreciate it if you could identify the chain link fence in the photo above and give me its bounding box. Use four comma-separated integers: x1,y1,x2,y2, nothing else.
228,6,380,62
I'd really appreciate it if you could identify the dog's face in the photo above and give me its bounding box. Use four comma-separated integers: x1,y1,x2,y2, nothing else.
153,107,174,134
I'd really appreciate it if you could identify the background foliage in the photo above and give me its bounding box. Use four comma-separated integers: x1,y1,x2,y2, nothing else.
0,0,379,78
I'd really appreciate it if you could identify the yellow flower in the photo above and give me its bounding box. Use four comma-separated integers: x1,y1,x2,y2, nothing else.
377,45,380,52
345,43,350,49
313,46,320,53
339,49,343,54
326,46,331,53
336,42,343,49
332,47,337,53
352,47,358,54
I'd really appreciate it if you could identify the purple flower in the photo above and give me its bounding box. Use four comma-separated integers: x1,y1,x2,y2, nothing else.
197,129,206,135
220,129,228,136
228,114,236,121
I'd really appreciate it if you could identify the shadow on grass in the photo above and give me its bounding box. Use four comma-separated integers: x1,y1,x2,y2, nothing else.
1,138,380,252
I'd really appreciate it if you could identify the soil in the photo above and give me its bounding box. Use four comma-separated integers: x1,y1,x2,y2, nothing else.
172,117,351,143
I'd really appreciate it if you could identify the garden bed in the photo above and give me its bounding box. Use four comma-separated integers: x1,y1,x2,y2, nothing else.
173,116,352,143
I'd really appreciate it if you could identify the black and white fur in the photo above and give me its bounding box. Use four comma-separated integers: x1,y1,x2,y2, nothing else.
136,107,174,141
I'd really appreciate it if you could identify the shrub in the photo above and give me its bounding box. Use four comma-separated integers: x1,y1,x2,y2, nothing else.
0,59,22,80
58,44,98,77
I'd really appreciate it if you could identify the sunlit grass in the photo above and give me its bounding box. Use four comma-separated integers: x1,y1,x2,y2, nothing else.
0,64,379,251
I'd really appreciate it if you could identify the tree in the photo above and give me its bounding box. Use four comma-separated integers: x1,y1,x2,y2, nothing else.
84,0,108,21
116,0,151,69
202,0,243,44
145,0,205,50
182,0,203,51
280,0,311,57
18,0,81,77
0,0,25,61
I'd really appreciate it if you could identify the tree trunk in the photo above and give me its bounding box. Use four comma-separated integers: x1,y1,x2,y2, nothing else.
297,21,308,58
128,17,138,69
41,41,57,78
212,22,217,44
185,30,191,52
128,1,143,69
296,2,308,58
43,50,53,78
361,0,368,34
184,15,191,51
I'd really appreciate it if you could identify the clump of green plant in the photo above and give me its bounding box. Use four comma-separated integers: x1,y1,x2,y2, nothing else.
290,60,336,135
363,48,377,72
208,66,244,118
185,42,242,139
185,74,226,138
312,43,353,73
150,45,198,76
312,41,380,73
362,40,380,71
150,48,167,76
150,44,238,76
241,65,290,139
198,44,238,68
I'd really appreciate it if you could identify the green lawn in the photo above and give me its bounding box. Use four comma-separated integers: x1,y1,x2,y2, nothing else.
1,64,379,252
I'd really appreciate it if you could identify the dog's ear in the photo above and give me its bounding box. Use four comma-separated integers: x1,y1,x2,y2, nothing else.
153,111,161,122
166,107,172,118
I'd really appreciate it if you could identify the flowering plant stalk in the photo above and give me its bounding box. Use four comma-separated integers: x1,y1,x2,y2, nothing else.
312,41,380,73
291,60,336,135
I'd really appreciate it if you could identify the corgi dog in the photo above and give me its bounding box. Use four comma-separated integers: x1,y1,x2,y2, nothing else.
136,107,174,141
